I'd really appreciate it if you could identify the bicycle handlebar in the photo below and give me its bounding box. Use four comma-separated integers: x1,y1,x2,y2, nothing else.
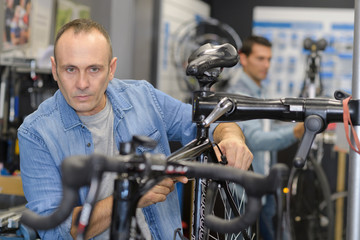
192,91,352,168
193,92,345,124
20,153,157,230
186,162,288,233
20,153,288,234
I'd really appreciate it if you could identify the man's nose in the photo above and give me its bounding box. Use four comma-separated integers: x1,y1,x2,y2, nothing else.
76,73,89,90
264,59,271,69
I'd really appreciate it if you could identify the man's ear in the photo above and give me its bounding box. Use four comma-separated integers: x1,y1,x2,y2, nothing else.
239,53,247,67
50,56,58,81
109,57,117,80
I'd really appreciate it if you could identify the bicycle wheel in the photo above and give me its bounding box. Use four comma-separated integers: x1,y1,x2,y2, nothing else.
204,179,257,240
287,156,334,240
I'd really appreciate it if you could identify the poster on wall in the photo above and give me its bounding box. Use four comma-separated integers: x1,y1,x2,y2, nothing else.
0,0,55,61
1,0,32,51
252,6,354,98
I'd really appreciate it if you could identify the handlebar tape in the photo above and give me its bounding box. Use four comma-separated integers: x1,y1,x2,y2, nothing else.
20,153,288,234
183,163,288,233
20,155,106,230
20,186,78,229
205,196,261,234
19,154,160,230
185,163,288,197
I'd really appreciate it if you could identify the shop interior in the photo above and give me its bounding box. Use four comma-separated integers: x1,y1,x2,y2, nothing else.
0,0,357,239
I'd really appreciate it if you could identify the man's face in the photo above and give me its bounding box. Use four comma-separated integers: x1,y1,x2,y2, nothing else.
51,29,117,116
240,43,272,85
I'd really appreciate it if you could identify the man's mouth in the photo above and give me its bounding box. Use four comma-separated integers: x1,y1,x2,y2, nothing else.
75,95,90,101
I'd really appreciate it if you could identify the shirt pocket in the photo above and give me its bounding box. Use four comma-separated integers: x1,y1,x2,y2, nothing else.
136,128,165,155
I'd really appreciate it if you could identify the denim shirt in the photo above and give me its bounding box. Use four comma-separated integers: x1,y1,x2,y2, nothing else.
227,69,297,174
18,79,199,240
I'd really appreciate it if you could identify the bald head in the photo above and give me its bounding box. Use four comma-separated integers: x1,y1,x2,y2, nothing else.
54,18,113,63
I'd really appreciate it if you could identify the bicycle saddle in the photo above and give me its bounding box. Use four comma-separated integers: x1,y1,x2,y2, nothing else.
186,43,239,77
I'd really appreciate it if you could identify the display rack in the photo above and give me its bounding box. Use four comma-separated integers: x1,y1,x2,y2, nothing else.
0,58,55,174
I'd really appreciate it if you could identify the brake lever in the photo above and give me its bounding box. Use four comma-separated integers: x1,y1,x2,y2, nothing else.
293,115,325,168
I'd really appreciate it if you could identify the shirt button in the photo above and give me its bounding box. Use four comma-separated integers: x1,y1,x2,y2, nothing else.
87,143,91,147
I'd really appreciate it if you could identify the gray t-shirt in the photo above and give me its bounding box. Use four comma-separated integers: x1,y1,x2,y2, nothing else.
79,97,151,239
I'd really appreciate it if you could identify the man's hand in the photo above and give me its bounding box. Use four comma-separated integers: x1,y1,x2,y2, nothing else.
137,176,188,208
213,123,253,170
70,176,188,239
293,122,305,139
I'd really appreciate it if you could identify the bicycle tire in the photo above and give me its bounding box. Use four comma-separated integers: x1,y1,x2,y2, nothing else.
287,156,334,240
203,178,257,240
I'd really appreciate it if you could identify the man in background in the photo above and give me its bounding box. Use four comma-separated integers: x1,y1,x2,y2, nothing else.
227,35,304,240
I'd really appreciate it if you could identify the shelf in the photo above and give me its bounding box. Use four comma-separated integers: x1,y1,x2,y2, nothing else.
0,58,51,74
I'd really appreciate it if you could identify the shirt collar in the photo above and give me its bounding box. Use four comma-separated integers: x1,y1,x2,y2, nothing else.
57,81,133,130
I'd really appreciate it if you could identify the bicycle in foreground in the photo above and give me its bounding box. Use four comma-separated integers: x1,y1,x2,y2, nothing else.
19,135,288,240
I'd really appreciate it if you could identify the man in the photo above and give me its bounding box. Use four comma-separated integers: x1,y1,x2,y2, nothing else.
227,35,304,240
18,19,253,240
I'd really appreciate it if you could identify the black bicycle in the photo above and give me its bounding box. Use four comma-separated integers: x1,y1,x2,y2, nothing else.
179,43,357,240
19,135,289,240
20,43,358,240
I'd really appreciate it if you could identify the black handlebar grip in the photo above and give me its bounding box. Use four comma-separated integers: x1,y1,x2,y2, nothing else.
20,186,78,230
182,163,288,234
20,155,104,230
204,196,261,233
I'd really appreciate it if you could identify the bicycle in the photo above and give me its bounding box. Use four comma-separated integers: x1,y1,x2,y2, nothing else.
18,43,287,240
20,42,358,240
19,135,289,240
166,42,351,240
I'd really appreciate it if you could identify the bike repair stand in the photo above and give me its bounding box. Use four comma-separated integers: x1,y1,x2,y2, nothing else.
348,0,360,239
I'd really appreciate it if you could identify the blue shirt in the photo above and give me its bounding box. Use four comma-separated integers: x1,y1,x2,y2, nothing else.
18,79,199,240
227,69,297,174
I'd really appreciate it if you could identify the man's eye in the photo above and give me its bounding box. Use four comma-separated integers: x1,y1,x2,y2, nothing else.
90,68,99,73
66,67,75,73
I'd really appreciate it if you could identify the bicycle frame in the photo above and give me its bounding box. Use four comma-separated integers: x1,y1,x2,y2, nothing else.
167,123,222,239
